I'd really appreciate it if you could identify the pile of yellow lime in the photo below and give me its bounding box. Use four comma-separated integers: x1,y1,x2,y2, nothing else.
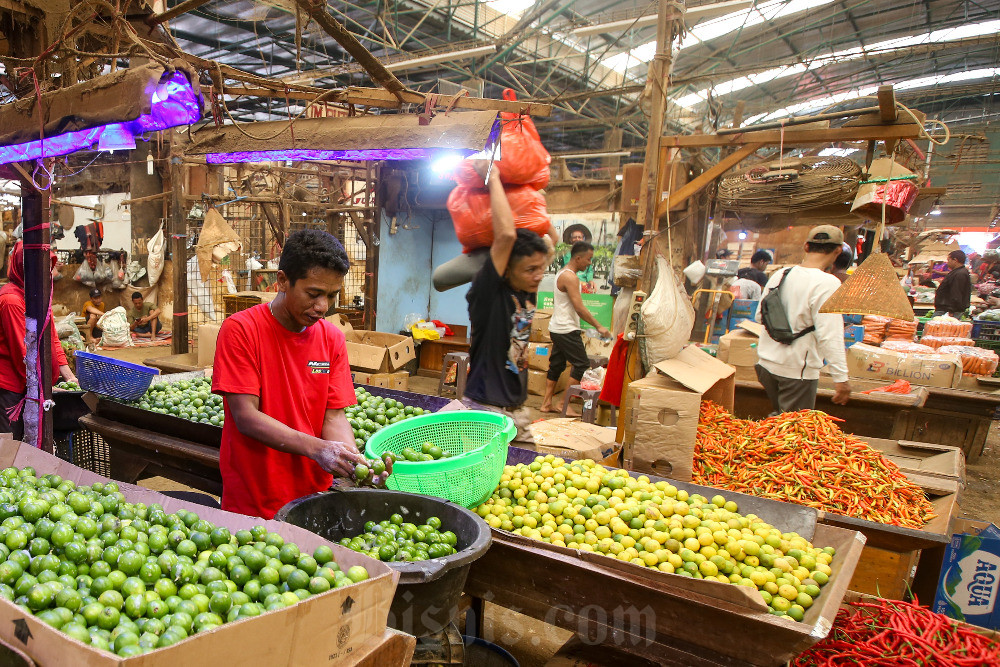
475,456,835,621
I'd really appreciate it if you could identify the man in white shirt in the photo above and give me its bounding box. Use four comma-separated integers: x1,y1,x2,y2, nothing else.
755,225,850,415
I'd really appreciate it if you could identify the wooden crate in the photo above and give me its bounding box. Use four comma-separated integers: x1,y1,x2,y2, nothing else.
848,545,921,599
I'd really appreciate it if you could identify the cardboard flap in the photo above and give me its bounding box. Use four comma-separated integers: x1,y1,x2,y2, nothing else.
653,344,735,394
738,320,763,337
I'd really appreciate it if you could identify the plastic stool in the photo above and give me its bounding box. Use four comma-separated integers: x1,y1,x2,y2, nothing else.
438,352,470,399
562,385,602,424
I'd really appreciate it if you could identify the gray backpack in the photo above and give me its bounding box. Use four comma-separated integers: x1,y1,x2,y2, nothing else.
760,268,816,344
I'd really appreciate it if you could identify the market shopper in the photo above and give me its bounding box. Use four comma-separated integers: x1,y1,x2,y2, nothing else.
755,225,850,415
212,230,383,519
737,250,772,288
82,288,105,343
933,250,972,318
0,242,77,439
127,291,161,339
463,161,550,441
561,225,595,288
540,242,611,414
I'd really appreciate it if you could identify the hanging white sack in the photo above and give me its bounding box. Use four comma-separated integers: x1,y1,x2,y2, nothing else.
640,255,695,364
147,226,166,285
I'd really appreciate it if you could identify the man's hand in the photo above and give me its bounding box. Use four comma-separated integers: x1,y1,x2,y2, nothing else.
311,439,368,478
832,381,851,405
597,326,612,340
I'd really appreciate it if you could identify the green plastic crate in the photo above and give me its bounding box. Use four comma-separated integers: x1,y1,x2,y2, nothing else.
365,411,515,508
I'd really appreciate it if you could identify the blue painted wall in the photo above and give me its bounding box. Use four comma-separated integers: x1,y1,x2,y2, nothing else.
376,211,470,333
429,212,471,329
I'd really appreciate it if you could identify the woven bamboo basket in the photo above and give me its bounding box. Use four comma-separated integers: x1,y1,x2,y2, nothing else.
820,251,915,321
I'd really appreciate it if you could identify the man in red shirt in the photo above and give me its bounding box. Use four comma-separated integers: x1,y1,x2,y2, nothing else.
212,230,384,519
0,242,76,439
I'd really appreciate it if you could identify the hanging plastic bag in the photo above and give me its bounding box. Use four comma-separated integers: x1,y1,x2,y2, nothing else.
147,226,165,285
640,256,696,365
110,257,127,290
97,306,133,348
94,258,114,284
447,184,550,252
73,261,97,287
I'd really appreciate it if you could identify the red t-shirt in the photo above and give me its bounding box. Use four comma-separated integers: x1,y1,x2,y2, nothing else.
0,285,69,393
211,304,356,519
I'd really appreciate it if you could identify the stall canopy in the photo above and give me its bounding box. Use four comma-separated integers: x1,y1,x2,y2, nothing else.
184,111,501,163
0,60,203,165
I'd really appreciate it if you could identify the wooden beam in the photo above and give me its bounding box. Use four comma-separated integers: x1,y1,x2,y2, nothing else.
293,0,406,98
146,0,215,26
169,146,189,355
342,87,553,117
662,123,925,148
878,85,898,122
657,142,763,216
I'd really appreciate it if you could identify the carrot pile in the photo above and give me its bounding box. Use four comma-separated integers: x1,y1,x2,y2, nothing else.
940,345,1000,376
793,597,1000,666
693,402,936,528
922,335,975,350
924,316,973,338
862,315,890,345
885,318,918,342
880,340,935,355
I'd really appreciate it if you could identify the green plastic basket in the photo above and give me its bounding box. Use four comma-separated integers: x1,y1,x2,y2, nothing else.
364,411,516,508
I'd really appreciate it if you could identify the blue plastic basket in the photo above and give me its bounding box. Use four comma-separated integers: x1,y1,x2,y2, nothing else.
74,351,159,402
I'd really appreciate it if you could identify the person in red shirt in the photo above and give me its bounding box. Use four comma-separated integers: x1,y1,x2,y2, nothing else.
0,241,77,439
212,230,387,519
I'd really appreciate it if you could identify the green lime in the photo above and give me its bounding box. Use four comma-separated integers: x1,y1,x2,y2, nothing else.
346,566,369,583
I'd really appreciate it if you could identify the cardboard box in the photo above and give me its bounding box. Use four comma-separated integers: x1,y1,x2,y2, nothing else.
528,342,551,371
844,324,863,348
846,342,963,388
528,418,619,461
527,368,571,396
864,437,965,483
933,520,1000,629
584,334,614,359
197,323,222,368
325,312,354,334
0,437,397,667
355,371,409,391
623,345,735,480
531,309,552,343
717,329,759,367
345,330,416,372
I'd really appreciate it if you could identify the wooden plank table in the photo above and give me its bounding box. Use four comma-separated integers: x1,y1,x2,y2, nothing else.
143,352,207,374
78,414,222,495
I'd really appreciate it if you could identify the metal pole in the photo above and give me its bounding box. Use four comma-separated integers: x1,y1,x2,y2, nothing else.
20,178,53,452
170,138,189,354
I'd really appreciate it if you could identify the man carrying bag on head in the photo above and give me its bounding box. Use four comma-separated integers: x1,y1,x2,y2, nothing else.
754,225,851,415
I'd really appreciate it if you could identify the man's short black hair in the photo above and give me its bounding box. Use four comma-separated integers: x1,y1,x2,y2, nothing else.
949,249,967,264
833,250,853,271
751,250,772,265
131,291,142,300
510,229,549,263
279,229,350,285
806,242,842,255
570,241,594,258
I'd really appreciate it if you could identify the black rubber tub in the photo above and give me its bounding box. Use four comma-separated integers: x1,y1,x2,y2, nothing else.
275,488,491,637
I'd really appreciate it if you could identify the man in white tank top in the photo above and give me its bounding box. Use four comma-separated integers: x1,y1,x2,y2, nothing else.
540,242,612,415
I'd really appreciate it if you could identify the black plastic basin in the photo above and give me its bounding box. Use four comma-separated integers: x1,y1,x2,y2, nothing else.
275,488,491,636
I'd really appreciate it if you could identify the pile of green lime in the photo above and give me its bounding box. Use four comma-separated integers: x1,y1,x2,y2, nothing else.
345,388,428,449
55,381,81,391
339,514,458,562
391,442,449,462
132,377,224,427
0,466,369,657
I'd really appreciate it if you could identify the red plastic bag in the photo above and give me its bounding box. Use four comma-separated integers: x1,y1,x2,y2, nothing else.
447,184,550,252
454,89,550,190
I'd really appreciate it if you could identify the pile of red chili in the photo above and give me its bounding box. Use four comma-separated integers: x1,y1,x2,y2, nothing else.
693,402,936,529
793,597,1000,666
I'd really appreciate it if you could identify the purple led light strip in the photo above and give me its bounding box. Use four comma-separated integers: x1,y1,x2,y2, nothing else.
0,71,202,166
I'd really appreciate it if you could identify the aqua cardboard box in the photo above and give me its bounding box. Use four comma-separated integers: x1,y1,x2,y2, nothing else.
933,522,1000,628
